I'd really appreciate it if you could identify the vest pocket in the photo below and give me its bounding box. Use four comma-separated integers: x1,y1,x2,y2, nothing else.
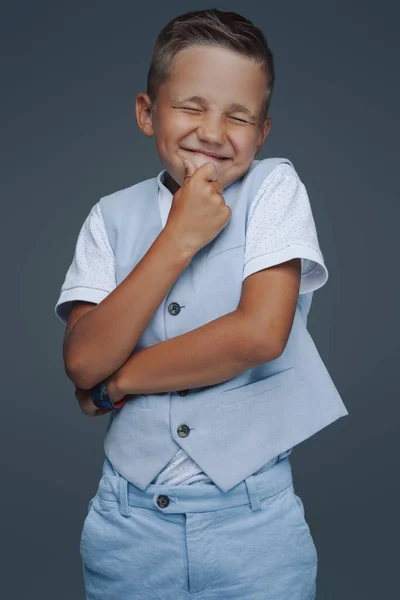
219,366,295,405
206,242,245,261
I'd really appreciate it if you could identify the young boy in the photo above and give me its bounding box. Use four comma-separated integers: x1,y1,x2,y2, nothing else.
55,8,348,600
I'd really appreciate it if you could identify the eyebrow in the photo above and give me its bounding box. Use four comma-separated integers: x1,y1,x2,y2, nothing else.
173,96,258,121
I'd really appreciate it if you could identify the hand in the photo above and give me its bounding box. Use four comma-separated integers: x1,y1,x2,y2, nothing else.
164,159,232,256
75,386,111,417
75,373,127,417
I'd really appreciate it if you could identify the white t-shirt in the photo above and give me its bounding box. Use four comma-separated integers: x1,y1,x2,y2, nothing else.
55,162,328,485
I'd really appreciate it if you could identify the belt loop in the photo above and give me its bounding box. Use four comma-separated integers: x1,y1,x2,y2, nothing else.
244,475,262,511
118,477,130,517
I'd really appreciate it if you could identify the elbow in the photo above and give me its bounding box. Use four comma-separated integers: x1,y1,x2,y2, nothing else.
64,363,93,390
63,351,95,390
251,335,286,365
236,321,284,367
63,337,97,389
63,346,113,390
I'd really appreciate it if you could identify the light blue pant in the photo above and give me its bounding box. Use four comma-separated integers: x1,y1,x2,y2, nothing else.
80,455,318,599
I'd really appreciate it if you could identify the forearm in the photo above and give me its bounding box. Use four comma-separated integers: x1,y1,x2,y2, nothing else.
117,309,277,395
64,229,193,390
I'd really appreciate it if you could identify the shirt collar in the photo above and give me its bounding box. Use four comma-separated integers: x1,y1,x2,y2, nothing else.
156,168,174,201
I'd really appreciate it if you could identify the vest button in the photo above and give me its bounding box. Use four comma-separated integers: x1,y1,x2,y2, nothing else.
177,389,189,396
156,495,170,508
177,424,190,437
168,302,181,315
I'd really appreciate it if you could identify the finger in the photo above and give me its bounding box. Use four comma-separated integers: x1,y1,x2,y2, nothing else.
78,393,99,416
84,404,98,417
197,160,218,182
95,407,112,417
212,181,224,195
183,158,196,181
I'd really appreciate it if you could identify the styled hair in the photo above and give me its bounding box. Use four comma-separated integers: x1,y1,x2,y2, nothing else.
147,8,275,125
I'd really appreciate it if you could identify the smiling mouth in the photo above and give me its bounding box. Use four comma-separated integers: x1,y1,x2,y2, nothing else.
183,149,230,161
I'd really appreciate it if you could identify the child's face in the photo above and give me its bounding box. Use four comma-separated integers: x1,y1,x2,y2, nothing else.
136,45,271,194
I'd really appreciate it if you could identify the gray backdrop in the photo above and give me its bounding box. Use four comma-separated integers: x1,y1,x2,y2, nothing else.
2,1,399,598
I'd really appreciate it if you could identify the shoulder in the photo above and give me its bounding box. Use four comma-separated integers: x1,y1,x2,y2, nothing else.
246,158,301,207
244,158,300,199
254,157,299,184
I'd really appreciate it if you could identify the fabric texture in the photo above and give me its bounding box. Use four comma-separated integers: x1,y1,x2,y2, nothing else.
55,163,327,326
54,161,328,487
79,455,317,600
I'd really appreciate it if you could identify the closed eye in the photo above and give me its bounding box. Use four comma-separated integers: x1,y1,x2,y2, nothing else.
180,107,250,124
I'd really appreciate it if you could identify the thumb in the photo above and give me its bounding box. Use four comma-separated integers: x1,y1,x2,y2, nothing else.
183,158,196,181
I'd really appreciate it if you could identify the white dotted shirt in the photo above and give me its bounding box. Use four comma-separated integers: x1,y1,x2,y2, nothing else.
55,162,328,486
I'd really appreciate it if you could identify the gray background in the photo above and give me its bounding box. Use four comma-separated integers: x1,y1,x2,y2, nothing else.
2,1,399,598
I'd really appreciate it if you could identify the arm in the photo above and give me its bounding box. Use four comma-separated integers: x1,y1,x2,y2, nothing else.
109,161,320,397
64,228,193,390
114,258,301,396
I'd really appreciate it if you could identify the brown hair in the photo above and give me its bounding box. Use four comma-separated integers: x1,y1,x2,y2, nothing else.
147,8,275,125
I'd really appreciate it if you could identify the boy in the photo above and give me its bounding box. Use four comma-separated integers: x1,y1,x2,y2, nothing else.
55,8,348,599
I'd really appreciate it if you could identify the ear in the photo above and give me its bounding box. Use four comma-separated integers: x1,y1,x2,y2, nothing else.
135,93,155,137
255,117,272,155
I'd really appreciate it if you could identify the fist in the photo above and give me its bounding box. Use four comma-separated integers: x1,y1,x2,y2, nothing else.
164,158,232,256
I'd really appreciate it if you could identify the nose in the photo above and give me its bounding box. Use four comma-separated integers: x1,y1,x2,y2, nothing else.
196,114,226,145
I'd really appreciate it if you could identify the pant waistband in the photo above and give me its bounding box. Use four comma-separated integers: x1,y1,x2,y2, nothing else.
98,456,293,517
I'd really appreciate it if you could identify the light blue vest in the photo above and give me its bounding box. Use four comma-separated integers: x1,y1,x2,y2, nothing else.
100,157,348,493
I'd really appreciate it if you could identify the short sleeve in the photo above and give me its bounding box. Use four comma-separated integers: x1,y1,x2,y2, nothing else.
54,202,116,325
243,163,328,294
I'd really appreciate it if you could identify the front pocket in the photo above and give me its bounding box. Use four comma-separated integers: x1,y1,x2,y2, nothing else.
79,492,121,562
291,488,306,520
288,485,318,566
220,367,295,405
97,474,119,507
80,476,119,551
79,495,97,557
